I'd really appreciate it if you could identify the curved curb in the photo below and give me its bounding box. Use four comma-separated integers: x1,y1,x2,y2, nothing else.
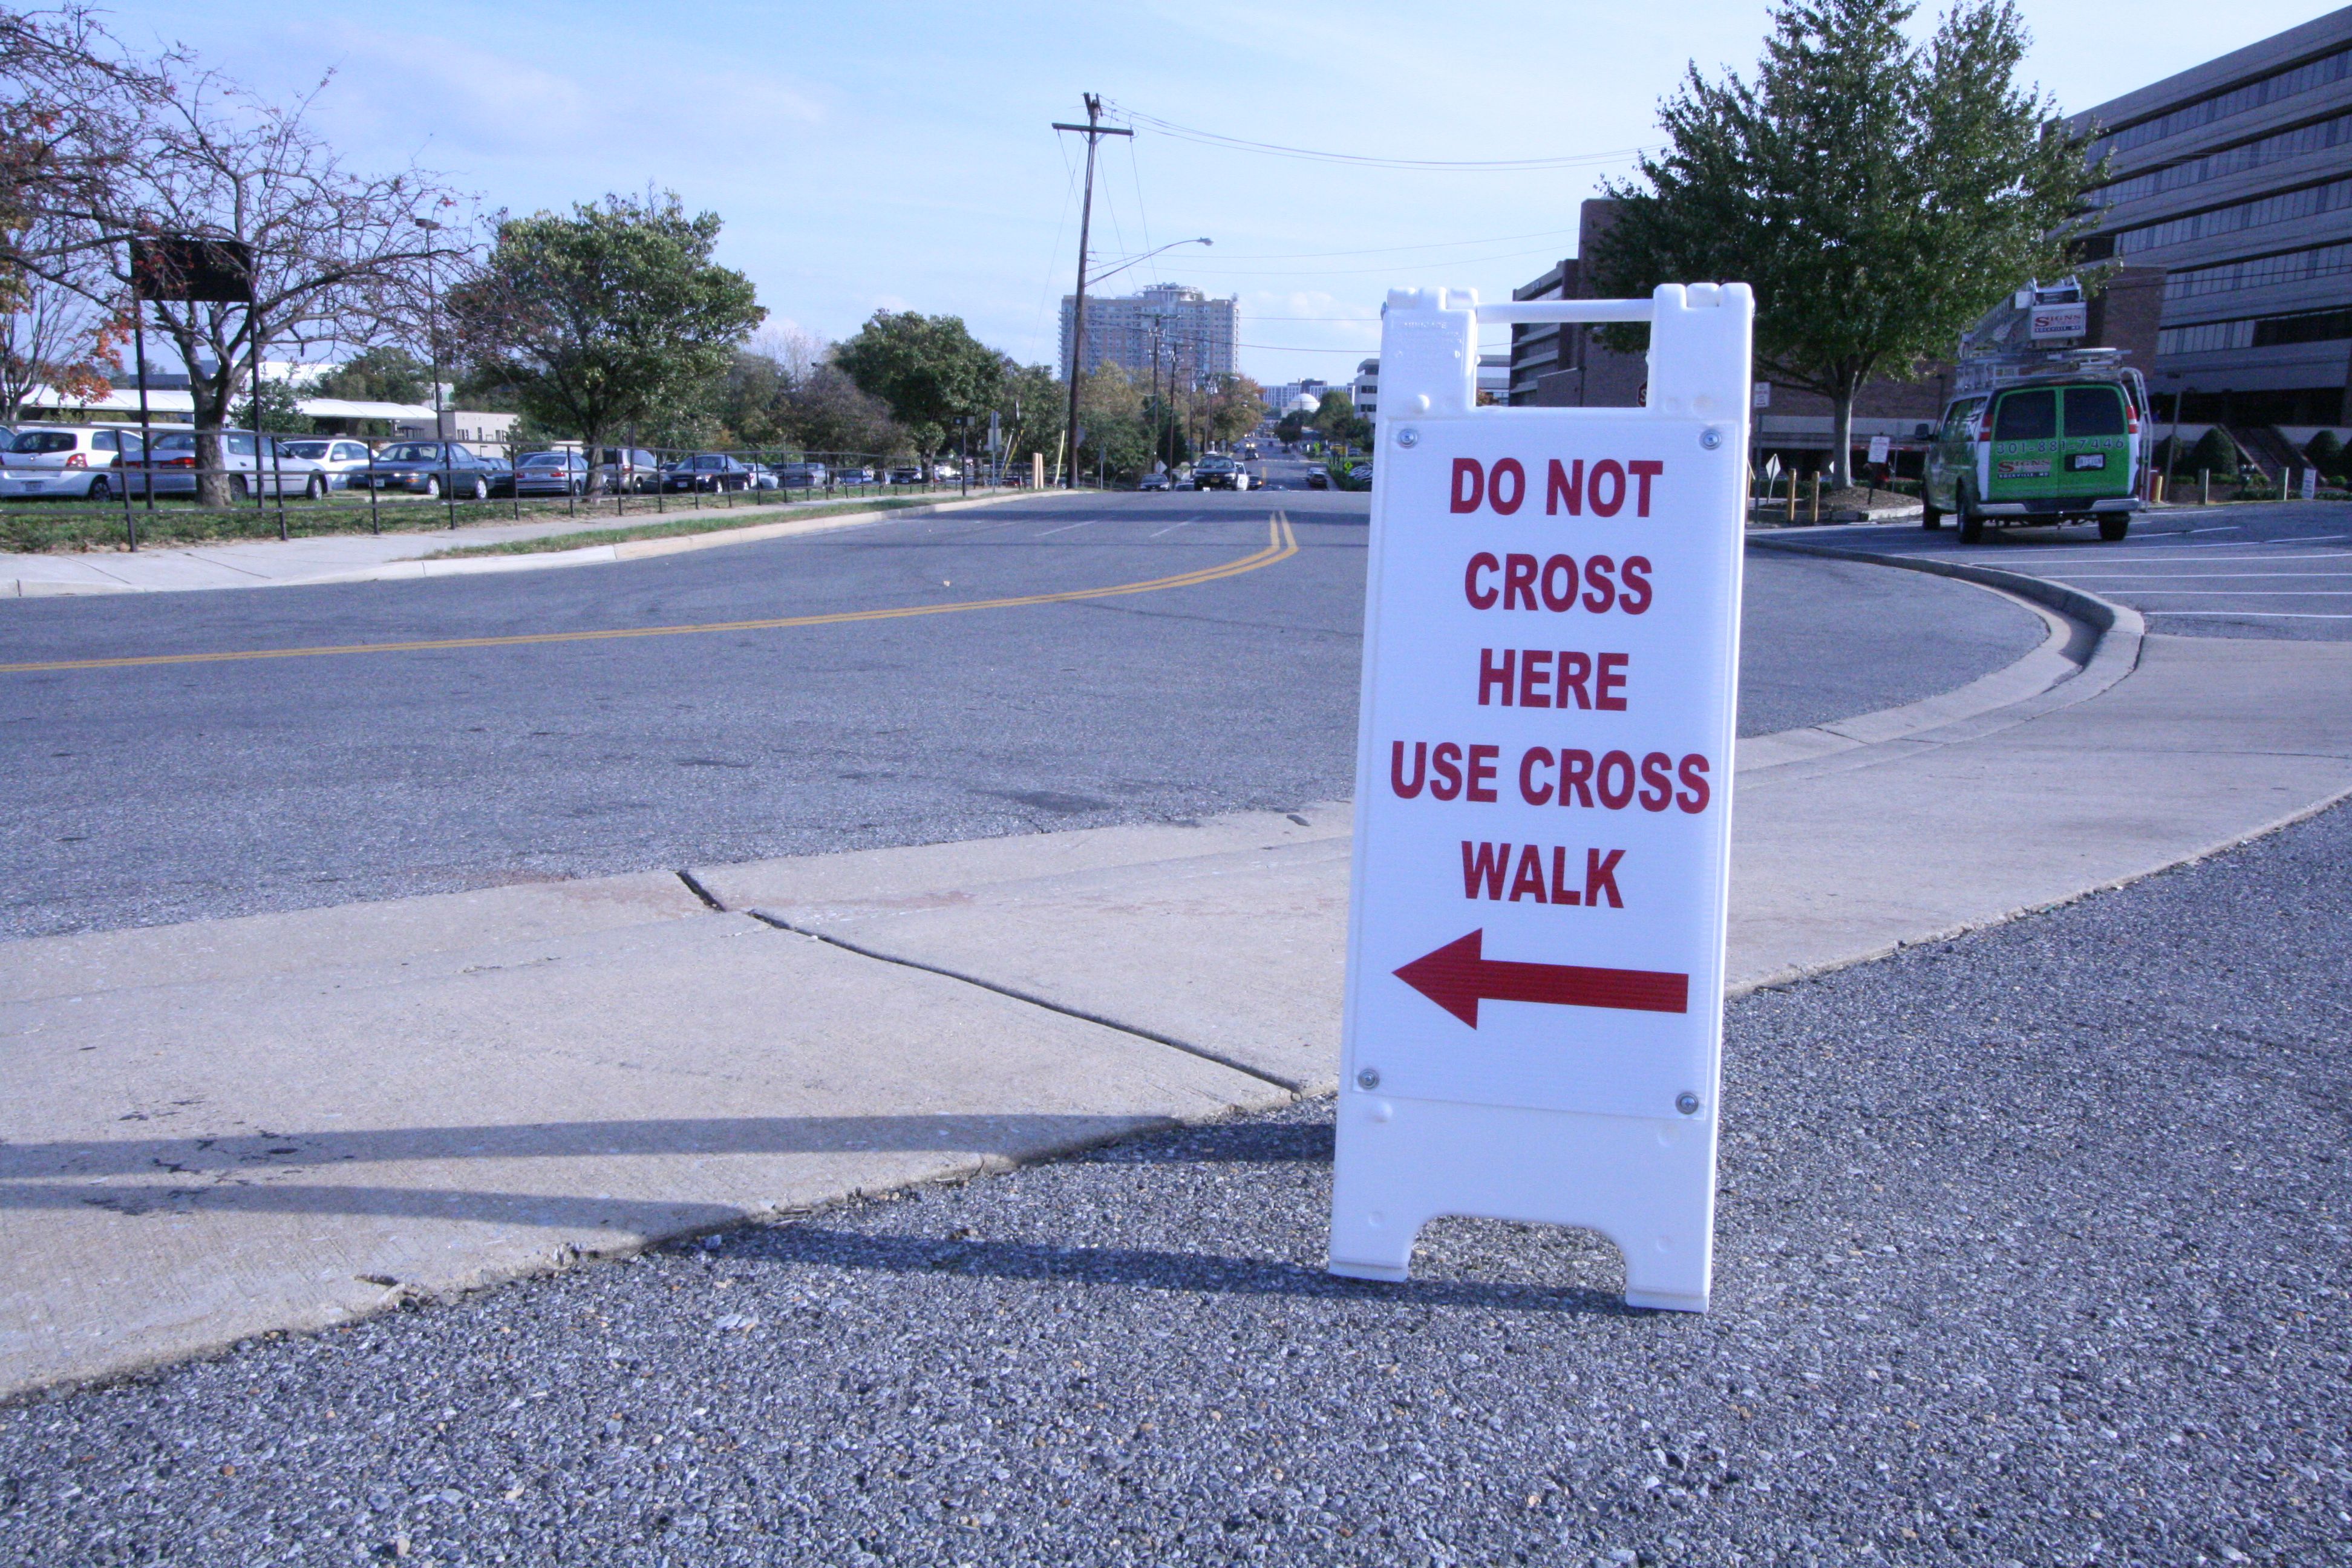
1741,537,2147,780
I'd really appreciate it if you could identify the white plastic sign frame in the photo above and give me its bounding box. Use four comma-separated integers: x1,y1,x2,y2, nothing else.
1328,283,1754,1312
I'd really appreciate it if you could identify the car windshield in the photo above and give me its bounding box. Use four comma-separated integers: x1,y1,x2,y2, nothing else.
380,443,440,462
9,431,76,453
2062,386,2126,437
1993,390,2057,442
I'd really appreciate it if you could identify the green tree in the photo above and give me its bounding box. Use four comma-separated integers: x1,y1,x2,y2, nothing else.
313,346,431,405
1593,0,2093,487
785,364,906,460
1274,408,1308,445
447,191,763,473
2302,428,2345,482
1312,388,1372,450
230,376,311,433
991,360,1065,477
833,310,1003,460
1074,362,1151,481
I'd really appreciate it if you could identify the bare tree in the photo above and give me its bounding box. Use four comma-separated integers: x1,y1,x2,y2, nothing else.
0,226,121,422
0,5,174,283
21,50,459,503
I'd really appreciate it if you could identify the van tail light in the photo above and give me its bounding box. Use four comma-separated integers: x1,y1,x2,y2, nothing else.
1975,410,1992,442
2126,407,2140,437
64,452,86,468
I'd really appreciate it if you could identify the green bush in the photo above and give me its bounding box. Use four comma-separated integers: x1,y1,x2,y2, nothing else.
2304,429,2348,482
2187,427,2239,480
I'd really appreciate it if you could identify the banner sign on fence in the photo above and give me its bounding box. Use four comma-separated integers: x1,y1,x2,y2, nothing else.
1327,283,1754,1312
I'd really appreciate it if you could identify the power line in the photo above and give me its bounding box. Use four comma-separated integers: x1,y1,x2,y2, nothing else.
1187,226,1581,263
1108,105,1653,172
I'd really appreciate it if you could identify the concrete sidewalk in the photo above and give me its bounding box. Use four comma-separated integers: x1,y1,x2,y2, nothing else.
4,616,2349,1398
0,486,1065,597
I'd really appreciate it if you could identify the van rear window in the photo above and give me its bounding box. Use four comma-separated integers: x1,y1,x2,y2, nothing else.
2063,387,2126,437
1993,390,2056,442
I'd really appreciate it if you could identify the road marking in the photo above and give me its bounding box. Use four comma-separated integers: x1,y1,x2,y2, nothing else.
1036,518,1099,537
0,515,1299,676
2094,589,2352,596
2047,570,2352,579
1149,516,1207,537
2146,610,2352,618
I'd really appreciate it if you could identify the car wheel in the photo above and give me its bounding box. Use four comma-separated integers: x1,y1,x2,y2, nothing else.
88,475,111,501
305,475,325,500
1920,496,1942,530
1956,485,1984,544
469,475,488,501
2099,514,2129,543
234,474,252,500
424,475,442,499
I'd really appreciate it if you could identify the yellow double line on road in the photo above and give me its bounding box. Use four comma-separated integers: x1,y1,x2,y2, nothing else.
3,512,1299,676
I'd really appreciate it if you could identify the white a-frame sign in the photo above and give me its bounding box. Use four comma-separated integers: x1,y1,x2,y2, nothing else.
1329,284,1753,1312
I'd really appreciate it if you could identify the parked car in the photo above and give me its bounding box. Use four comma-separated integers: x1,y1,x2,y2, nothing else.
834,466,877,486
664,453,755,492
142,430,327,498
275,437,380,491
929,462,959,481
774,461,829,489
1303,468,1331,489
0,424,148,500
595,447,662,494
1922,370,2146,543
513,449,590,497
354,440,506,499
1137,471,1171,492
886,465,926,485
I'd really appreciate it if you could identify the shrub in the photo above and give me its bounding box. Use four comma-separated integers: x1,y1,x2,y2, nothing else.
2304,429,2348,482
2187,427,2239,480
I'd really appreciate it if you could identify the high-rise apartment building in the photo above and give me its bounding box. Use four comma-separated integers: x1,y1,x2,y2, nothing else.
1059,284,1238,385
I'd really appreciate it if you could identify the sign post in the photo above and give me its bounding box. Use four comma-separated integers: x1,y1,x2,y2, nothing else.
1328,284,1753,1312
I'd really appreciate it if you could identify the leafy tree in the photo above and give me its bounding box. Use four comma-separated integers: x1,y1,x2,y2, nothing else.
2302,428,2345,482
448,191,763,476
230,375,310,432
785,364,904,459
1312,387,1371,450
1074,362,1151,480
313,345,430,404
990,359,1063,478
1592,0,2094,487
833,310,1002,460
1201,374,1266,446
1273,408,1308,445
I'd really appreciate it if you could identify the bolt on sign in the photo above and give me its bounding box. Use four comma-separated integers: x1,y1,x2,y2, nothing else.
1328,283,1754,1312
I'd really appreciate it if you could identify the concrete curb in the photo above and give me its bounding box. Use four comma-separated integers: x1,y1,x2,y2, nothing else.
0,487,1089,599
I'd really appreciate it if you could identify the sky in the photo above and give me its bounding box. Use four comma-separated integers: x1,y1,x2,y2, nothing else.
90,0,2345,388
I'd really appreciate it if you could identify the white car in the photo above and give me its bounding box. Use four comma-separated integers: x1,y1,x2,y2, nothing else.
0,424,147,500
275,437,380,491
145,430,327,498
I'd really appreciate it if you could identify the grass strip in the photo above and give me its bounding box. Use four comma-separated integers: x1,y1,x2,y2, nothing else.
422,493,994,559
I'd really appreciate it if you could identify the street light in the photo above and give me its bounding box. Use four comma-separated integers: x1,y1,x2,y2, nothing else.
1084,237,1212,288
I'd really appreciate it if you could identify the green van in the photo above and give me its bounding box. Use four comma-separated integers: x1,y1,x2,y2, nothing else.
1922,374,2146,543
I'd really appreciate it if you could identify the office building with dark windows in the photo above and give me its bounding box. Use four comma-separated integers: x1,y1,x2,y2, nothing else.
2070,7,2352,428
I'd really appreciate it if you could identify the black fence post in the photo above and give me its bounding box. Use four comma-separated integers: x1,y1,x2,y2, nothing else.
366,439,380,535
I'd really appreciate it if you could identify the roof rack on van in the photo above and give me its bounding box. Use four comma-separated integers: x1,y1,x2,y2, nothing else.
1951,347,2145,410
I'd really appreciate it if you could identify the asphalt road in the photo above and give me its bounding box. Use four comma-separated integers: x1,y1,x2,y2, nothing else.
0,493,2040,940
2,792,2341,1566
1786,501,2352,641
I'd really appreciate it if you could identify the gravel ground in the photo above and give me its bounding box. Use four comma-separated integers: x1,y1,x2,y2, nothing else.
4,792,2345,1566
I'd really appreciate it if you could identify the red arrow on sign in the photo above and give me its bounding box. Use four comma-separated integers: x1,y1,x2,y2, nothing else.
1394,930,1690,1027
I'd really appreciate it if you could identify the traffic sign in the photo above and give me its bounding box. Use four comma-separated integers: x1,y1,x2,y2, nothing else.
1328,284,1753,1312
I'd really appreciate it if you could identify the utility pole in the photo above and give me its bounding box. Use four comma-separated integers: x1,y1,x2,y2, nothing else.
1052,94,1131,489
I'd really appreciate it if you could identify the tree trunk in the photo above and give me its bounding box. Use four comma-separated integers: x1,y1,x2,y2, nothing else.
1830,381,1857,491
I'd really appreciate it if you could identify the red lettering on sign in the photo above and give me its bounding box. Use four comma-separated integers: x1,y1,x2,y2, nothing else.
1584,847,1625,908
1431,742,1464,800
1391,740,1428,799
1503,554,1538,610
1639,751,1674,811
1518,746,1553,805
1541,554,1578,611
1557,651,1592,709
1590,460,1626,517
1583,555,1618,613
1478,648,1515,707
1465,552,1500,609
1596,652,1629,711
1545,459,1582,515
1490,458,1526,515
1451,459,1483,514
1509,843,1547,901
1466,744,1500,802
1462,839,1509,898
1550,845,1580,904
1517,648,1552,708
1596,750,1636,809
1628,460,1662,517
1677,754,1711,813
1620,555,1653,614
1559,748,1596,806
